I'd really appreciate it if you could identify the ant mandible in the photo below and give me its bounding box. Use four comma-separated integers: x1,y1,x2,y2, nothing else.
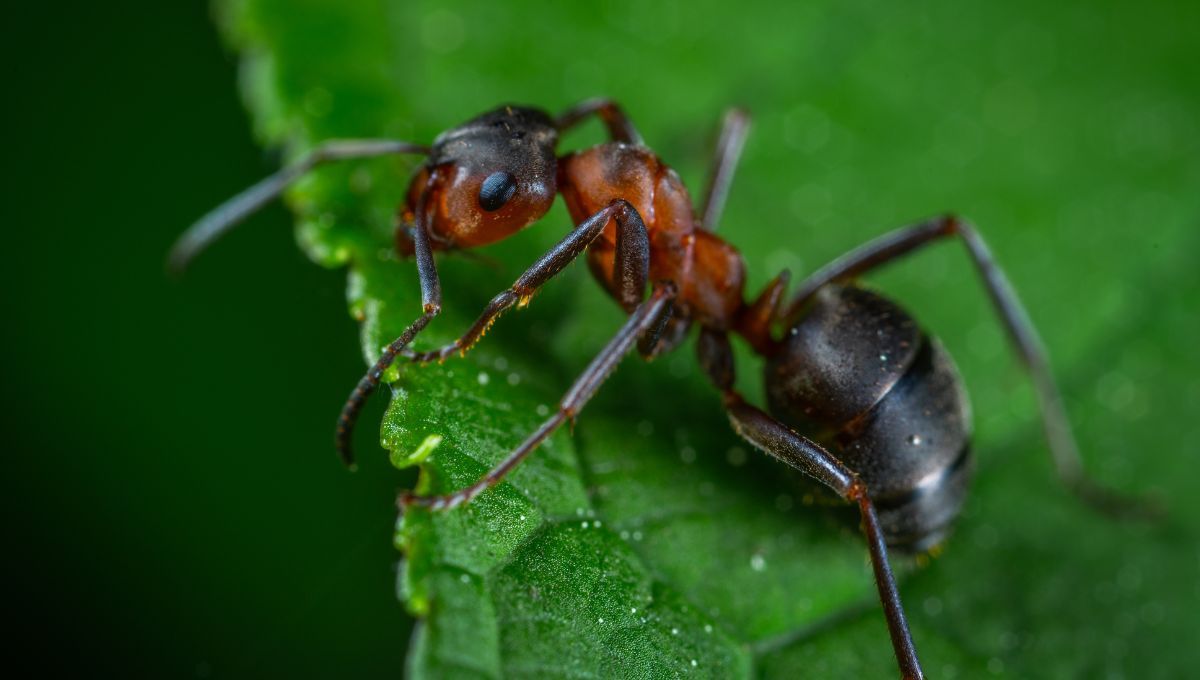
172,99,1151,679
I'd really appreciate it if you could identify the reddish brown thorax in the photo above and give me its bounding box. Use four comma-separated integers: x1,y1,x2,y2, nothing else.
559,144,748,333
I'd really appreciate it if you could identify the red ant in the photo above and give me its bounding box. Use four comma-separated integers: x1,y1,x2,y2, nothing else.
172,99,1153,679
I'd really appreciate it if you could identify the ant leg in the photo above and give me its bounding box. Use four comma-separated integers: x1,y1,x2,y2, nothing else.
696,329,923,680
699,108,751,231
734,269,790,355
782,215,1157,518
399,282,677,511
406,199,651,364
727,398,924,680
336,183,443,467
169,139,430,274
555,98,643,145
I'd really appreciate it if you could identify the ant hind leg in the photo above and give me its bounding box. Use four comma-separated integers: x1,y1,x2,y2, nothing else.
781,215,1160,519
696,329,924,680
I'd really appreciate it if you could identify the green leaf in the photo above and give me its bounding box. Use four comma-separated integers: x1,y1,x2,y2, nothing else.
220,0,1199,676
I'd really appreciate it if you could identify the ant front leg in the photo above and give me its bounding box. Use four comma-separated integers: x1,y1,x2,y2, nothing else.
405,199,651,365
400,281,676,511
696,329,924,680
781,216,1159,519
555,98,643,145
336,181,443,466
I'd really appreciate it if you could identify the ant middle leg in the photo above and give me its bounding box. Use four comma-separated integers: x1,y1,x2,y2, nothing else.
341,199,650,464
405,199,651,365
399,281,677,511
781,215,1158,519
696,329,924,680
699,108,751,232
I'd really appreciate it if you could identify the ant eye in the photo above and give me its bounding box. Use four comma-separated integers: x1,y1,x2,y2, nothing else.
478,171,517,211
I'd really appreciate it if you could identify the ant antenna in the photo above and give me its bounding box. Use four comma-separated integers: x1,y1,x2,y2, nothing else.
168,139,430,275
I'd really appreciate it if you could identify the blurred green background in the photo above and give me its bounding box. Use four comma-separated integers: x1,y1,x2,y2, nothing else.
7,0,1197,677
8,2,408,677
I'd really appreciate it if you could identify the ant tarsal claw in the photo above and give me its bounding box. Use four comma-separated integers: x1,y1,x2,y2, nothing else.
396,491,418,511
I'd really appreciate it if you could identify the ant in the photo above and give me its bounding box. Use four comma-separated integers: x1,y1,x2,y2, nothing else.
172,99,1154,679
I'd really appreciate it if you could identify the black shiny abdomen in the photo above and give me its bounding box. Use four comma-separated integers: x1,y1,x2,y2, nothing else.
766,284,973,551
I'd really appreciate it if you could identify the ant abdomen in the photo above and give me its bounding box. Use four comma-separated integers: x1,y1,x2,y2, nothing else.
766,284,974,551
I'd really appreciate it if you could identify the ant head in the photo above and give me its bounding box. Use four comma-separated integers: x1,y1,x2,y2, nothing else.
410,105,559,249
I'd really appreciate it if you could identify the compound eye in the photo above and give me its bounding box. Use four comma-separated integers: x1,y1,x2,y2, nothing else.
478,171,517,211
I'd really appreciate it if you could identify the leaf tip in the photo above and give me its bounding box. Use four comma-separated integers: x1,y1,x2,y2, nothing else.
391,433,443,470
